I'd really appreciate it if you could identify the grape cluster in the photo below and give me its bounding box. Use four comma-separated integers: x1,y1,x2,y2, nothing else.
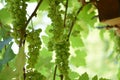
55,40,70,80
25,70,46,80
48,0,71,79
6,0,27,44
26,29,42,68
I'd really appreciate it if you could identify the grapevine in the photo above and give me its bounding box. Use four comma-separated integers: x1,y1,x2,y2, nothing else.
6,0,44,79
0,0,115,80
48,0,71,79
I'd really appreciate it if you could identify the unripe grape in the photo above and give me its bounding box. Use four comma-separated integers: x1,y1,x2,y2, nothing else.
26,29,42,68
6,0,27,44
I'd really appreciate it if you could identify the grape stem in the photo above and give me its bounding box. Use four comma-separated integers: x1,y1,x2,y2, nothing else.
60,74,63,80
53,65,57,80
25,0,43,28
23,67,26,80
67,6,83,40
64,0,69,27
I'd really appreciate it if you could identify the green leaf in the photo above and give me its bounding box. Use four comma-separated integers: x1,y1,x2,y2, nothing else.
71,24,82,37
39,0,49,10
0,42,15,65
0,25,11,39
0,8,12,24
92,75,98,80
0,66,15,80
15,46,26,79
78,3,97,27
42,35,49,45
99,29,105,40
39,48,52,58
2,42,15,62
70,50,86,67
69,70,80,79
99,78,109,80
109,29,115,40
35,48,53,76
117,69,120,80
69,0,81,10
70,36,84,48
79,72,89,80
0,37,12,51
45,25,53,37
0,42,15,71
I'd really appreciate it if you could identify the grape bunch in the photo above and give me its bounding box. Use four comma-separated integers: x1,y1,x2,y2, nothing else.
6,0,27,44
26,29,42,68
25,70,46,80
55,40,70,80
48,0,71,79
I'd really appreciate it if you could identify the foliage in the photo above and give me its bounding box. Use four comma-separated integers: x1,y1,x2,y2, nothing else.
0,0,119,80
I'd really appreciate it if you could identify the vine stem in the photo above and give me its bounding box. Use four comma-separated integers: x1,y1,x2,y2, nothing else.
19,0,43,47
23,67,26,80
60,75,63,80
67,6,83,40
64,0,69,27
53,65,57,80
25,0,43,28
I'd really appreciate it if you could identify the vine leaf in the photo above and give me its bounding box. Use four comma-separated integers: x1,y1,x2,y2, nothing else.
78,3,97,27
42,36,49,45
0,66,15,80
0,8,12,24
92,75,109,80
15,46,26,78
0,42,15,71
117,69,120,80
69,71,80,79
70,50,86,67
35,48,53,76
0,37,12,51
45,25,53,37
71,23,81,37
39,0,49,10
70,36,84,48
99,29,106,40
92,75,98,80
69,0,81,9
0,25,11,39
2,42,15,63
79,72,89,80
99,78,110,80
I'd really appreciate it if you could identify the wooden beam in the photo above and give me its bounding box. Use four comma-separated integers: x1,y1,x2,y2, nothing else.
101,17,120,26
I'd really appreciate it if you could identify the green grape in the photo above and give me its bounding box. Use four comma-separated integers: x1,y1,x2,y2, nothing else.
6,0,27,44
26,29,42,68
54,40,70,80
48,0,71,79
47,40,54,51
